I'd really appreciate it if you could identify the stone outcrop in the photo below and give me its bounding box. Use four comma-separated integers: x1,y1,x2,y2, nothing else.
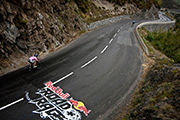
132,5,159,20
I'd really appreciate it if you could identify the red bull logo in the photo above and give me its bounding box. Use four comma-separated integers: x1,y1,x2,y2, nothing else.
44,81,91,117
69,98,91,116
44,81,70,99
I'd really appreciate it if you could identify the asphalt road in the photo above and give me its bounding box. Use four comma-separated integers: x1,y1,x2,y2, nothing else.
0,19,143,120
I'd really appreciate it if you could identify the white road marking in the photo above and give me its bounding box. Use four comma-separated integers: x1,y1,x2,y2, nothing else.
1,72,74,111
118,29,120,32
101,45,108,54
0,98,24,111
52,72,74,85
81,56,98,68
109,38,113,44
113,33,117,38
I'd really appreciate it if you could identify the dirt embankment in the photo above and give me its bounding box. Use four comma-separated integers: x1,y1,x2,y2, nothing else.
125,59,180,120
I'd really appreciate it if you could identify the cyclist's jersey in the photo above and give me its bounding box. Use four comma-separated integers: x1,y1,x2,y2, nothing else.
28,56,38,63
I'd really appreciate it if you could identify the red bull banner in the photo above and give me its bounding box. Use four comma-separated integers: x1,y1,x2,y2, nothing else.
26,81,91,120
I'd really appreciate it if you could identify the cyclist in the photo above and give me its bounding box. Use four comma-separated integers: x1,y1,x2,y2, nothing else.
132,21,135,27
28,54,39,69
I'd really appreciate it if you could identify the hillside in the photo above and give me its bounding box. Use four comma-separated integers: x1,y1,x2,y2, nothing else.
0,0,160,75
0,0,135,75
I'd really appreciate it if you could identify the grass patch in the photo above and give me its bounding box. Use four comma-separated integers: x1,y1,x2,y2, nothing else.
74,8,80,15
144,86,153,93
122,114,130,120
149,98,156,104
172,69,179,75
57,16,63,22
57,24,63,31
138,28,153,53
133,97,142,107
142,37,153,54
157,58,173,65
74,0,89,13
145,19,180,63
146,31,180,63
154,82,174,100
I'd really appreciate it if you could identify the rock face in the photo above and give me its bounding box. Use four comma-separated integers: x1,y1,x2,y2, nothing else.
0,0,89,75
0,0,149,75
132,5,159,20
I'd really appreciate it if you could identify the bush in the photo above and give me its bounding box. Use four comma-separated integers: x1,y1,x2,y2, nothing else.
106,0,162,9
74,0,89,13
107,0,126,6
175,18,180,30
146,28,180,63
146,32,154,42
65,0,71,2
153,0,162,8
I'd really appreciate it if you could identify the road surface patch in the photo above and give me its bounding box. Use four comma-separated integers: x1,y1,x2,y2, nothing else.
81,56,98,68
109,38,113,44
26,81,91,120
52,72,74,85
101,45,108,54
0,98,24,111
113,33,117,38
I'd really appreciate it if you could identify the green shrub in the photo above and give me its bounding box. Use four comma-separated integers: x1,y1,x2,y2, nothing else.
107,0,126,6
146,24,180,63
153,0,162,8
57,16,63,22
74,0,89,13
122,114,130,120
106,0,162,9
65,0,71,3
175,18,180,30
146,32,154,42
133,97,142,107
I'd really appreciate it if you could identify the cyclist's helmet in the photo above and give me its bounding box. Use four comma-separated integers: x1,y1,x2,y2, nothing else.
34,54,38,57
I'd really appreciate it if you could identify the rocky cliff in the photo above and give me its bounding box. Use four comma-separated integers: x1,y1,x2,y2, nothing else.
0,0,141,75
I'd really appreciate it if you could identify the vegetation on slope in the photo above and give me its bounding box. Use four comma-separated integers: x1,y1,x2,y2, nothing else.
107,0,162,8
122,62,180,120
66,0,162,13
161,0,180,9
74,0,89,13
146,19,180,63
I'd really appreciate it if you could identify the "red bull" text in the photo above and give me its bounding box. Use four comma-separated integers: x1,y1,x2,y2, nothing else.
44,81,70,99
44,81,91,116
